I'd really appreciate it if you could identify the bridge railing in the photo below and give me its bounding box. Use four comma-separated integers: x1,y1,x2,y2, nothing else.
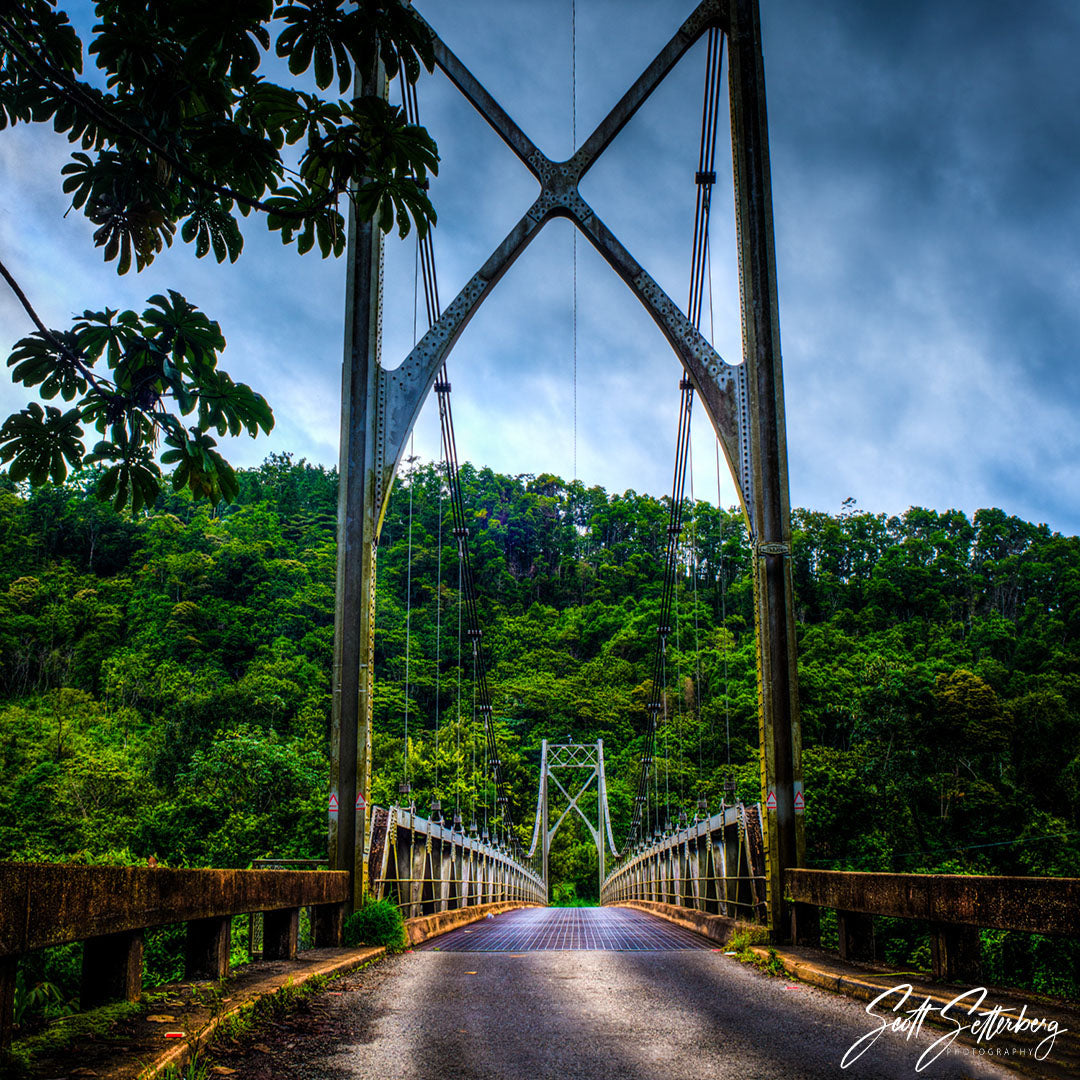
368,806,546,915
0,862,349,1049
786,868,1080,982
600,803,767,920
246,858,334,957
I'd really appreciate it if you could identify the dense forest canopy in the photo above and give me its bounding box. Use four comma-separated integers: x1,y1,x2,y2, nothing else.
2,453,1079,991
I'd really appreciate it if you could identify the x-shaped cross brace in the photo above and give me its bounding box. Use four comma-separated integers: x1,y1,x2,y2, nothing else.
546,766,603,849
372,0,752,525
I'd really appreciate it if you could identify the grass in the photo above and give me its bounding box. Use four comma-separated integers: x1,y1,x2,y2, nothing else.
206,955,388,1063
190,980,230,1011
723,928,787,977
156,1056,210,1080
3,1000,145,1078
210,973,331,1044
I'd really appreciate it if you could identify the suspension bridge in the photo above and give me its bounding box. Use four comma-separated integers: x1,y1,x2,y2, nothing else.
2,0,1079,1076
330,0,802,925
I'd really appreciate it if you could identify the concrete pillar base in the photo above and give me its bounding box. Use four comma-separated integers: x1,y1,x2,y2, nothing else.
931,923,981,983
791,902,820,947
837,910,874,963
81,929,143,1009
312,902,346,947
1,955,16,1051
263,908,299,960
185,916,231,980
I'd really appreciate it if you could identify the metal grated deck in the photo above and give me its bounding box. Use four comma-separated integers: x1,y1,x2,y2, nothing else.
417,906,711,952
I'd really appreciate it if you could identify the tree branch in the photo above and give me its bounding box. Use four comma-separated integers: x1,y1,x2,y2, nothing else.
0,253,109,397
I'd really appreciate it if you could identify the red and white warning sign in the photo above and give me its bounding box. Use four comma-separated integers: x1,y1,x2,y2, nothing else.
355,792,367,811
328,792,339,815
765,789,777,811
794,790,805,812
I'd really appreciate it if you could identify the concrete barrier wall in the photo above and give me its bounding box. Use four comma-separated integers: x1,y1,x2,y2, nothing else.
404,901,541,946
0,863,349,957
614,900,761,946
785,869,1080,935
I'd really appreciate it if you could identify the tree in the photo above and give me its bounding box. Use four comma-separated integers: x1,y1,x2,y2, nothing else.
0,0,438,508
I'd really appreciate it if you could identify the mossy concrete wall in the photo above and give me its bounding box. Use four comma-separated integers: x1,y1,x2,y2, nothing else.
404,901,541,946
0,863,350,956
785,870,1080,935
614,900,762,945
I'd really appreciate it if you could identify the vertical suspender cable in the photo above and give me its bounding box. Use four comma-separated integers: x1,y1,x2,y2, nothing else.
717,440,731,773
571,0,578,481
402,234,421,793
435,459,443,794
623,29,724,853
403,439,414,784
399,71,524,859
663,645,671,830
456,535,464,817
690,443,705,798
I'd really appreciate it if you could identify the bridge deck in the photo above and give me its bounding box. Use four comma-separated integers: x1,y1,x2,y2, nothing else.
417,905,710,951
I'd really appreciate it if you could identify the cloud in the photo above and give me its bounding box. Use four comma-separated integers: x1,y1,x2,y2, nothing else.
2,0,1079,535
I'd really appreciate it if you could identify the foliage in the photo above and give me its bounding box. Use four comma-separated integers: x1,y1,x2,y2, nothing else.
12,979,67,1028
12,999,142,1060
0,0,438,508
2,293,272,512
157,1056,210,1080
1,457,1080,1000
143,923,187,989
549,881,597,907
342,896,405,950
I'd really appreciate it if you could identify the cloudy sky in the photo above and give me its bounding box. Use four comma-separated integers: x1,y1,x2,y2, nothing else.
2,0,1079,533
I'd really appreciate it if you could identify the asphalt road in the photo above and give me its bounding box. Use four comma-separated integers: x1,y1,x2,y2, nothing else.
210,913,1019,1080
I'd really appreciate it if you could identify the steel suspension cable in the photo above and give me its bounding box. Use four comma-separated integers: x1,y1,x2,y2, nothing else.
598,744,620,857
399,71,524,859
571,0,578,480
403,441,415,787
622,28,724,853
526,741,548,858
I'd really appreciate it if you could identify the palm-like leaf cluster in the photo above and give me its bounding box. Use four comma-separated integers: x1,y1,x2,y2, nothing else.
1,292,273,511
0,0,439,507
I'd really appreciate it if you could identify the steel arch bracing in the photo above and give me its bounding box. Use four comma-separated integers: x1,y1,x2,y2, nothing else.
369,0,752,535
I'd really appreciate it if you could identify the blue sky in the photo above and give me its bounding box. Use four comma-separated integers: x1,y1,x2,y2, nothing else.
2,0,1080,533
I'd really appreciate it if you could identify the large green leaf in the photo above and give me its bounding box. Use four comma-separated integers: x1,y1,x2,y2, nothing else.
0,403,84,485
7,331,88,401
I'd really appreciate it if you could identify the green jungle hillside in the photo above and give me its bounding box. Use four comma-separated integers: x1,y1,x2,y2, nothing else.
2,453,1079,998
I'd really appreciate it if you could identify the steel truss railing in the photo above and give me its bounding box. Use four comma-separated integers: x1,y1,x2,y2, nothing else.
367,807,546,916
601,802,767,921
